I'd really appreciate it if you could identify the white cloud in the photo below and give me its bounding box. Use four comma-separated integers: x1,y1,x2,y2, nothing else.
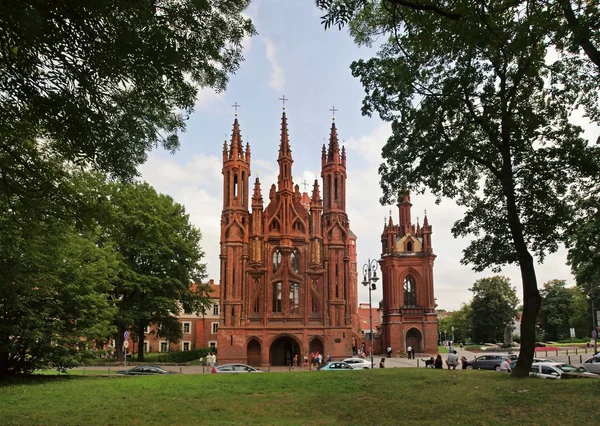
263,38,285,91
195,87,225,110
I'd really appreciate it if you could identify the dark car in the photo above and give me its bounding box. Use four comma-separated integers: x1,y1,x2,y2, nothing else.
469,354,518,371
212,364,263,374
116,365,174,375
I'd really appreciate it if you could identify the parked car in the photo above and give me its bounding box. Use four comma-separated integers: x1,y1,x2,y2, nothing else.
342,358,373,369
579,355,600,374
509,357,556,370
468,354,518,371
529,362,595,379
212,364,264,374
317,361,354,371
116,366,175,375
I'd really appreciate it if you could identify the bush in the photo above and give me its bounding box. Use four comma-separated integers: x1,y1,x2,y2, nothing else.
156,347,217,363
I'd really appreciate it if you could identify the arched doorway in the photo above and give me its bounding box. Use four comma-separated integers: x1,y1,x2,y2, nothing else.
247,339,261,366
269,336,300,366
308,336,324,357
405,328,423,353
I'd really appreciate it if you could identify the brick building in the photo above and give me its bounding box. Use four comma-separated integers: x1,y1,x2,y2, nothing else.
378,191,438,355
216,108,360,366
135,281,221,354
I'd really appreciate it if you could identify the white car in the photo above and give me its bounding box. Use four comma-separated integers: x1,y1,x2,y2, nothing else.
342,357,374,369
529,362,594,379
579,355,600,374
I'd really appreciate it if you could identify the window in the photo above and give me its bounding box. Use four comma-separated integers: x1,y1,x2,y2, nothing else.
209,341,217,349
182,322,191,334
291,249,300,273
272,282,282,312
212,322,219,334
213,304,219,315
289,282,300,314
253,296,261,313
407,241,413,252
182,341,191,351
311,294,319,314
272,249,282,272
160,341,168,352
144,326,150,334
404,275,417,306
144,341,149,353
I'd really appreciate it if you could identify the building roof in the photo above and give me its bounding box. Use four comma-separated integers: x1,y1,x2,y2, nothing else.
357,304,379,332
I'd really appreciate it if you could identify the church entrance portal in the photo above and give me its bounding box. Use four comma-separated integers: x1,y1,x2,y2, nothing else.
309,337,324,357
247,339,261,366
269,336,300,366
405,328,423,353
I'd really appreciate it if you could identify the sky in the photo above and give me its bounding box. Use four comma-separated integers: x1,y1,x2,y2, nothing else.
138,0,599,311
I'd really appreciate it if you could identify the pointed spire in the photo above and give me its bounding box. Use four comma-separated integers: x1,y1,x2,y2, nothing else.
327,121,340,164
423,210,429,227
229,117,243,158
222,140,228,161
252,177,263,205
278,110,291,160
311,178,321,204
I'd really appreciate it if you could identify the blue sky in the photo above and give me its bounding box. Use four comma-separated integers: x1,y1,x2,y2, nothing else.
138,0,593,311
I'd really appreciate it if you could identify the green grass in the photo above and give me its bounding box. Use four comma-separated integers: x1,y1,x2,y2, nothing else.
1,369,598,425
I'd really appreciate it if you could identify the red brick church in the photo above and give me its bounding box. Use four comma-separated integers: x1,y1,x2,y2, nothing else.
378,192,438,354
216,108,360,366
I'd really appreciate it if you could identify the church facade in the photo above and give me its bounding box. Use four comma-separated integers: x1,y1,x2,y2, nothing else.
378,192,438,354
216,108,359,366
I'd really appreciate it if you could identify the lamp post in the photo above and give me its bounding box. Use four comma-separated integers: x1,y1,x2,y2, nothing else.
362,258,379,369
589,286,597,355
452,326,455,343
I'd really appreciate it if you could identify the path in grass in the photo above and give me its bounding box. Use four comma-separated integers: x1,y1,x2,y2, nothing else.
1,369,598,425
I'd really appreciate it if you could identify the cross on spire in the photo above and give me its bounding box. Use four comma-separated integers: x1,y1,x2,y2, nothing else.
329,105,338,119
231,101,241,115
302,180,309,192
279,95,288,109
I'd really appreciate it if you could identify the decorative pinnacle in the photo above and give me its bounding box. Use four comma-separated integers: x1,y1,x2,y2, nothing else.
279,95,288,110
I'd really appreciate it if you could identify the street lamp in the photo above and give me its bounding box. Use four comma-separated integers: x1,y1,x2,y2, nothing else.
362,258,379,369
452,326,455,343
588,287,598,355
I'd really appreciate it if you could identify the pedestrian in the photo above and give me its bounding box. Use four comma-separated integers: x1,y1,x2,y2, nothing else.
327,353,332,363
318,353,323,365
293,354,298,368
379,357,386,368
447,350,458,370
460,356,471,369
407,345,412,359
500,357,512,373
303,352,308,367
387,346,392,358
434,354,443,369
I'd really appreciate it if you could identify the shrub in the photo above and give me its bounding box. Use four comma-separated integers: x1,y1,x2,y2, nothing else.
156,347,217,363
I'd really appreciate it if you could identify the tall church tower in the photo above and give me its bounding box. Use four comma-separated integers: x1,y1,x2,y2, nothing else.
378,190,437,355
217,107,359,366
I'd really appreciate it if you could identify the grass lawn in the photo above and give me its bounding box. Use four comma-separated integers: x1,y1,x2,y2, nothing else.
1,369,598,425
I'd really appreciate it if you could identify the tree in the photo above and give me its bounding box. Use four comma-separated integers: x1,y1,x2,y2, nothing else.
469,276,518,344
0,0,255,182
569,286,591,338
101,181,211,361
438,303,472,344
0,201,117,375
317,0,600,377
538,280,574,341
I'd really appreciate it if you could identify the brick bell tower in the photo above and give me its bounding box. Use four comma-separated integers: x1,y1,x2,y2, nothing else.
379,190,437,355
217,105,360,366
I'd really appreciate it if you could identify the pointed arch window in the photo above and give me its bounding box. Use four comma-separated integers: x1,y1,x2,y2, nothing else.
289,282,300,314
407,241,413,252
404,275,417,306
272,282,282,312
290,249,300,274
311,295,319,314
272,249,282,272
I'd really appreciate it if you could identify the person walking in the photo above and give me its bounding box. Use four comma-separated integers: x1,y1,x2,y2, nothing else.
387,346,392,358
407,345,412,359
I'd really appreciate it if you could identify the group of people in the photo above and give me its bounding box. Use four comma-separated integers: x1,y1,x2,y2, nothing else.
201,352,217,367
299,351,333,367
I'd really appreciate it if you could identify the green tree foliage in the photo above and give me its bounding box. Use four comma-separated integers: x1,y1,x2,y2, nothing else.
0,198,117,375
538,280,574,341
0,0,255,182
316,0,600,377
569,286,590,339
438,303,472,344
469,276,518,344
102,181,210,361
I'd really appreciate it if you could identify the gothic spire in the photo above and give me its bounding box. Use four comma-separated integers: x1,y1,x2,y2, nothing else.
229,116,244,158
277,108,293,191
327,120,340,164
